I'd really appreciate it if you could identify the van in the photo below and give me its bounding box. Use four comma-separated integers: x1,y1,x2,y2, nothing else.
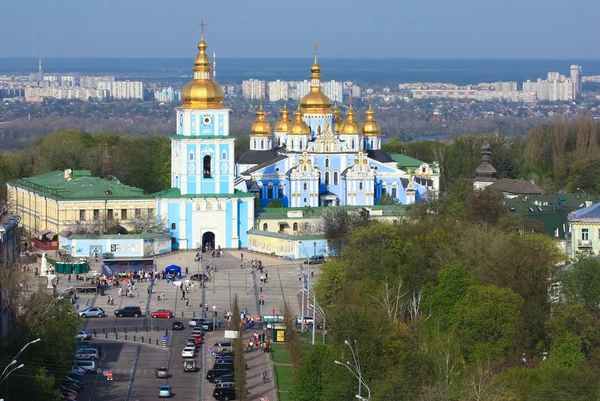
303,255,325,265
73,360,96,373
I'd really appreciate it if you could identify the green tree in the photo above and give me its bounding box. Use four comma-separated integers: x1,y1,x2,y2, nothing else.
557,255,600,313
453,285,524,361
291,344,336,401
376,193,400,205
381,136,404,154
266,199,283,208
464,187,506,226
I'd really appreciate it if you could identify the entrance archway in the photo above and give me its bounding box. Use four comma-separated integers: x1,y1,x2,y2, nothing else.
202,231,215,251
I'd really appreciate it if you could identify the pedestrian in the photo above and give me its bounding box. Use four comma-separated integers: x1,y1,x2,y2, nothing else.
186,298,189,307
217,319,222,329
181,291,186,300
68,274,71,283
185,267,189,276
205,303,208,312
241,252,243,261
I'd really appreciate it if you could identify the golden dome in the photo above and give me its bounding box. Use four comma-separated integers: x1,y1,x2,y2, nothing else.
299,51,331,114
181,34,224,109
333,102,344,133
362,103,381,136
250,103,272,137
274,103,292,133
340,104,361,135
289,107,311,136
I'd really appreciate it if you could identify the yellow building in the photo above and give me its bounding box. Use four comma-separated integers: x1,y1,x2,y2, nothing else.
7,169,155,242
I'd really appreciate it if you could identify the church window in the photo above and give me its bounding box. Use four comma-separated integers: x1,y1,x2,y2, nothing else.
189,152,194,161
260,140,264,150
278,184,284,198
325,171,330,185
351,139,355,150
267,184,273,199
333,171,339,185
171,223,176,230
303,198,307,203
277,138,281,147
263,223,268,231
370,140,374,149
222,151,226,159
391,186,397,198
303,183,308,191
359,181,363,190
293,223,298,231
253,139,257,149
382,183,387,196
325,158,329,168
203,155,212,178
299,140,303,150
317,125,322,134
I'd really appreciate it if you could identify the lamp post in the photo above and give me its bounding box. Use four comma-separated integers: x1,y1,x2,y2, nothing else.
212,305,217,330
0,363,24,385
334,340,370,400
306,289,327,344
0,337,40,383
298,241,310,336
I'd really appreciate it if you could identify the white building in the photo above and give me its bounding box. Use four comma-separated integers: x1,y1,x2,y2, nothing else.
100,81,144,100
80,76,115,89
495,82,518,91
322,80,344,103
571,65,583,99
267,80,289,101
242,79,266,100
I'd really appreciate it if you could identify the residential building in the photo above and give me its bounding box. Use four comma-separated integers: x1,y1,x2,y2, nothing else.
0,213,20,346
568,201,600,258
7,169,155,245
98,81,144,100
289,80,311,100
242,79,266,100
322,80,344,103
495,81,518,91
267,80,289,101
571,65,583,99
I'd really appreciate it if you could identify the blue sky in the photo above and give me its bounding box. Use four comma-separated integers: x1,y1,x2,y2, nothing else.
2,0,599,58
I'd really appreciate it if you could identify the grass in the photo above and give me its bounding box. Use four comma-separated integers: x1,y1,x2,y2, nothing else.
270,343,292,364
277,391,292,401
273,365,293,392
299,329,328,344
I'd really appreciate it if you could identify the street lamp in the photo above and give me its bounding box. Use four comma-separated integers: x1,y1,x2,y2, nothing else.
212,305,217,330
334,340,370,400
0,363,24,385
0,337,40,383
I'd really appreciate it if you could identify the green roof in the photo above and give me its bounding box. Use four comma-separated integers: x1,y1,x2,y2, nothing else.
389,154,426,170
257,205,405,220
247,229,325,241
9,170,152,201
152,187,255,199
68,233,171,240
503,192,599,239
170,135,234,140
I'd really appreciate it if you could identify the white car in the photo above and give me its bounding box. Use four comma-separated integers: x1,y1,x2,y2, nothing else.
159,385,171,398
181,346,195,358
74,350,98,360
76,331,93,340
71,365,86,375
79,307,105,318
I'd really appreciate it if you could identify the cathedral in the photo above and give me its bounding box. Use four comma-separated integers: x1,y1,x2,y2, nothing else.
236,46,438,207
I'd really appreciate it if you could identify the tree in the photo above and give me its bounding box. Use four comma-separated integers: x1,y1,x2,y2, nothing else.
266,199,283,208
291,344,337,401
453,285,524,361
376,193,400,205
382,136,404,154
231,295,248,401
464,187,506,227
282,300,303,373
557,255,600,313
320,208,369,255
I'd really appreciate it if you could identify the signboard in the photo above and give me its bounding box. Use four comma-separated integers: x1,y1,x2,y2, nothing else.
259,295,264,301
111,243,141,253
262,315,283,323
276,330,285,342
162,335,167,341
209,346,214,351
224,330,239,339
211,351,216,357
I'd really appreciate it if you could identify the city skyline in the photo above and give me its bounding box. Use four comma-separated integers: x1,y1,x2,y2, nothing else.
1,0,599,59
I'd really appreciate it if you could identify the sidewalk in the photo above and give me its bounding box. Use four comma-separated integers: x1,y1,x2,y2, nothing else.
243,331,277,401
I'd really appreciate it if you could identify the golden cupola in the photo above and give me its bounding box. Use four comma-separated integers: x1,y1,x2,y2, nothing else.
333,102,344,133
181,33,224,109
274,103,292,133
289,107,311,135
362,103,381,136
250,103,272,137
299,46,332,114
340,103,361,135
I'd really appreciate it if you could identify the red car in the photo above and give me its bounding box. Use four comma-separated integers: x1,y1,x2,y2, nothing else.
151,309,174,319
190,334,202,345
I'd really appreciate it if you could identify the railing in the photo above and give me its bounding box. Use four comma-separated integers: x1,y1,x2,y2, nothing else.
578,239,593,247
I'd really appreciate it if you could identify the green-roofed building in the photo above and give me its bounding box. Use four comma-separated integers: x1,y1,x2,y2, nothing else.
7,169,156,244
389,153,440,192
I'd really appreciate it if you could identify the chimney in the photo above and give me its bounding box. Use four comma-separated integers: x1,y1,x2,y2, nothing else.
64,169,72,181
586,200,593,207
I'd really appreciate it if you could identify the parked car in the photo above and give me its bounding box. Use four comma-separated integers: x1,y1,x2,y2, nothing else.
73,360,96,373
74,350,98,360
188,318,203,327
214,341,232,351
185,340,197,349
79,307,105,318
114,306,142,317
213,384,237,400
172,321,185,330
190,335,202,345
155,367,169,378
303,255,325,264
190,273,209,281
77,342,102,355
213,362,234,372
215,351,234,360
214,357,234,365
213,373,235,384
152,309,174,319
76,347,102,357
75,331,92,340
206,368,234,383
70,365,86,375
183,359,196,372
197,319,214,331
159,385,171,398
192,327,205,335
182,346,195,358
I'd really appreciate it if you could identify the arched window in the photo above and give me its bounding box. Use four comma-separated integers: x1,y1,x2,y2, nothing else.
277,138,281,147
333,171,339,185
278,183,284,198
359,181,363,190
267,183,273,198
391,184,397,198
303,183,308,191
203,155,212,178
351,139,355,150
263,223,268,231
299,140,303,150
382,183,387,196
260,139,264,150
370,140,374,149
293,223,298,231
325,171,330,185
325,158,330,168
253,139,257,149
222,151,227,159
189,152,194,161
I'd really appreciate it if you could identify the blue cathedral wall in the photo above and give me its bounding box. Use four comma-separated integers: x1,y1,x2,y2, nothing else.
238,201,249,248
167,203,180,249
225,202,232,248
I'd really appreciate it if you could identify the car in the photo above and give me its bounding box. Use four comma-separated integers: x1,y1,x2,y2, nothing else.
66,371,84,380
185,340,197,349
215,351,234,360
303,255,325,265
71,365,86,375
214,341,232,351
151,309,174,319
156,367,169,378
114,306,142,317
159,385,171,398
188,318,203,327
213,373,235,384
206,368,233,383
295,316,315,327
213,362,234,372
76,347,102,357
183,359,196,372
182,346,195,358
192,327,205,334
75,331,92,340
197,319,214,331
172,321,185,330
78,306,105,318
213,385,237,400
190,335,202,345
190,273,209,281
73,360,96,373
74,350,98,360
214,357,234,365
76,342,102,355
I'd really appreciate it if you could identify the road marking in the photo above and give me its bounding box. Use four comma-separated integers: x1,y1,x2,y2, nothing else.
125,344,142,401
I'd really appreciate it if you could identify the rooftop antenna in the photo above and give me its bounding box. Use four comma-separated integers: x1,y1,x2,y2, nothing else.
38,57,43,80
213,52,216,81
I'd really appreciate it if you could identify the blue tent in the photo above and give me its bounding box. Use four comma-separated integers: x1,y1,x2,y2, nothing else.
164,264,182,279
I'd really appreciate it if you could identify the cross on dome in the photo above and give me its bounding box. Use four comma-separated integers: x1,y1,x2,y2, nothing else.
312,41,319,56
199,19,207,38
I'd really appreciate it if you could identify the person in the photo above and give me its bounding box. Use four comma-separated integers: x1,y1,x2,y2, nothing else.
241,252,243,261
68,274,71,283
185,267,189,276
181,290,186,300
186,298,189,307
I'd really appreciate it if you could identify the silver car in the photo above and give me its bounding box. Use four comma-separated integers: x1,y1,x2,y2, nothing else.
79,307,105,318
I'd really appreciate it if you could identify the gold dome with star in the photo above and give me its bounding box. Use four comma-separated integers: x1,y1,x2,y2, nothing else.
250,103,272,137
289,107,311,135
299,48,332,114
274,103,292,133
333,102,344,133
362,103,381,136
181,33,224,109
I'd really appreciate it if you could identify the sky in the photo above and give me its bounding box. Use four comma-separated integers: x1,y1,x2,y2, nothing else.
1,0,599,59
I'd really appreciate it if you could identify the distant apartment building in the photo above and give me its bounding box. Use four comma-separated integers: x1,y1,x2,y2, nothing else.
495,82,518,91
98,81,144,100
322,80,344,103
153,87,180,102
24,86,108,101
523,77,574,102
571,65,583,99
60,75,76,87
242,79,266,100
267,80,289,101
412,89,537,103
80,75,115,89
344,81,361,99
289,80,311,100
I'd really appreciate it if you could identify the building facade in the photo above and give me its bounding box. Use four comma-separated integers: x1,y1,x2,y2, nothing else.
154,32,254,250
568,201,600,258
